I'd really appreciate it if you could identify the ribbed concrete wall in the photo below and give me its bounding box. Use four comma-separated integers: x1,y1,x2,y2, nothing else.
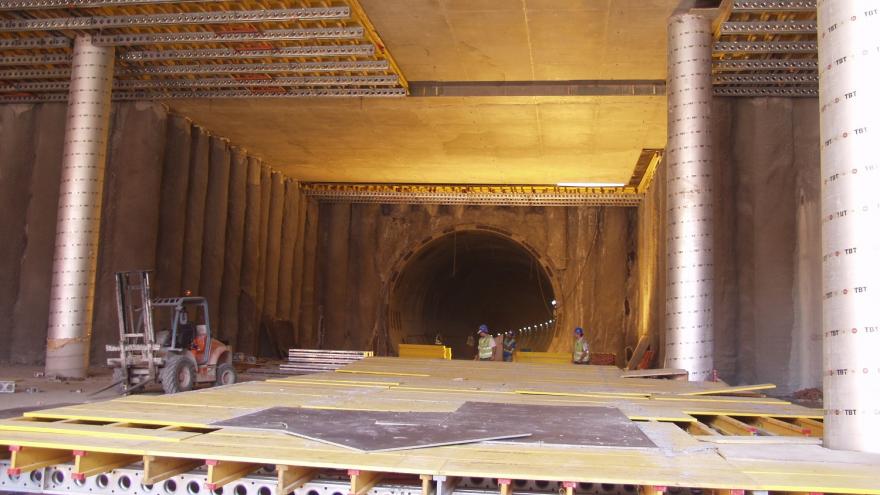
0,102,307,365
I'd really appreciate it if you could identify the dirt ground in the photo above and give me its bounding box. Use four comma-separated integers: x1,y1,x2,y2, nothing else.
0,365,119,417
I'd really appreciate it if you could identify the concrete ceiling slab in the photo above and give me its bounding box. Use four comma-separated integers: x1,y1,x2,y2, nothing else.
170,95,666,185
360,0,680,81
169,1,678,185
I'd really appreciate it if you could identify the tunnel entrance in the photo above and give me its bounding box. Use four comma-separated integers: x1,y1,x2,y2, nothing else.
388,229,557,359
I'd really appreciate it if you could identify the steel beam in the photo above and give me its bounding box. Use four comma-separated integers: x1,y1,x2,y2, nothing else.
732,0,817,12
0,8,349,32
44,35,115,378
0,36,70,49
713,73,818,84
665,13,715,380
2,75,400,93
91,27,364,46
119,60,389,75
0,0,224,9
714,86,818,96
0,87,407,102
720,20,817,35
408,79,665,97
1,60,390,80
713,59,818,71
714,41,817,53
0,53,70,66
118,44,375,62
0,67,70,79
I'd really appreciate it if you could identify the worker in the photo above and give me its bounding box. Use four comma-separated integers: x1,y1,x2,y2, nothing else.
572,327,590,364
502,331,516,362
474,324,496,361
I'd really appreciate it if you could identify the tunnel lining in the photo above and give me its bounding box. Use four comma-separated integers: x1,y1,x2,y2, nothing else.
383,224,561,358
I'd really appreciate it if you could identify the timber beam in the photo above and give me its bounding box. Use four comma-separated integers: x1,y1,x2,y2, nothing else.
277,465,317,495
73,450,139,479
7,445,72,475
206,459,260,490
349,469,384,495
143,455,203,484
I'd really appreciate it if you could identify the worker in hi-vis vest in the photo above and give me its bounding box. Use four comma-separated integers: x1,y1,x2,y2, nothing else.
474,324,496,361
572,327,590,364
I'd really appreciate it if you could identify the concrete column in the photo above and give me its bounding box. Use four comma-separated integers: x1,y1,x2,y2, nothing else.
664,13,714,380
818,0,880,452
45,36,114,377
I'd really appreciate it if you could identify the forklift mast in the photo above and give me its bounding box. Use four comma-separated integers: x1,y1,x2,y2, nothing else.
107,270,161,391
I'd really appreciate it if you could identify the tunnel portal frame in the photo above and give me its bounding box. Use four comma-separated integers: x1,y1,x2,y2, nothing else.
381,223,563,355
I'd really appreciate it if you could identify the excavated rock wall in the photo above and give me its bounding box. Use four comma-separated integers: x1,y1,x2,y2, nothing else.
0,102,307,365
304,203,641,364
712,97,822,393
638,97,822,392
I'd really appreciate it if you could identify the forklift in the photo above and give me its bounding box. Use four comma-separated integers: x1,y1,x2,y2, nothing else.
106,270,237,394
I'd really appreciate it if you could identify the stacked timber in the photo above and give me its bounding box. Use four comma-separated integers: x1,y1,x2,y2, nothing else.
277,349,373,375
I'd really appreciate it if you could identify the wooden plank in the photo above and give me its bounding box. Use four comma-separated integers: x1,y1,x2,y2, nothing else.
206,459,260,490
73,450,139,479
0,419,202,442
793,418,824,437
349,469,384,495
7,445,72,474
682,384,776,396
687,421,720,436
143,455,203,484
748,416,812,437
277,465,316,495
707,416,758,436
626,336,650,370
420,474,434,495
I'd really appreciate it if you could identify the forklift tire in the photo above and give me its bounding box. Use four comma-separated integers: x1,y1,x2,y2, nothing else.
160,355,196,394
215,362,237,386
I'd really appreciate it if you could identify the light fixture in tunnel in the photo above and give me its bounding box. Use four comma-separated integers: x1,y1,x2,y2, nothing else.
557,182,625,187
551,299,557,306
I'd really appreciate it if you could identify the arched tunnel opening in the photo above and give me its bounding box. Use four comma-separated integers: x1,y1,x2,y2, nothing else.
389,230,556,359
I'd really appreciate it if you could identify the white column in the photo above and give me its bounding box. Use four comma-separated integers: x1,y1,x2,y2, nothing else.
665,13,715,381
45,36,115,378
818,0,880,452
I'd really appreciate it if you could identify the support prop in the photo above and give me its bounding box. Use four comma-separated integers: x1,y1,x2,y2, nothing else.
420,474,434,495
562,481,576,495
498,478,512,495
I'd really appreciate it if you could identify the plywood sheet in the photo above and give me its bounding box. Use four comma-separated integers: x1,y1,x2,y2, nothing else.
212,407,530,452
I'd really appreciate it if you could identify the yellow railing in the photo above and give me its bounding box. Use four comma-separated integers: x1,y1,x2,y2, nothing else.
398,344,452,360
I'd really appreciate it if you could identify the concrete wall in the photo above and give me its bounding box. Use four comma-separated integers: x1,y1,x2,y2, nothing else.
0,102,306,365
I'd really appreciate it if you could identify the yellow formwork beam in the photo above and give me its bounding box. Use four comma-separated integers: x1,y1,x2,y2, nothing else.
349,469,384,495
73,450,139,480
143,455,203,485
206,459,260,491
277,465,316,495
7,445,72,475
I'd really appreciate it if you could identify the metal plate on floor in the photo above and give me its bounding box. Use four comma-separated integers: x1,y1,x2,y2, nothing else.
456,402,658,449
212,407,531,452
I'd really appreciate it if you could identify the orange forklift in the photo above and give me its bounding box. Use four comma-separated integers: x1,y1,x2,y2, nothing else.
106,270,236,394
